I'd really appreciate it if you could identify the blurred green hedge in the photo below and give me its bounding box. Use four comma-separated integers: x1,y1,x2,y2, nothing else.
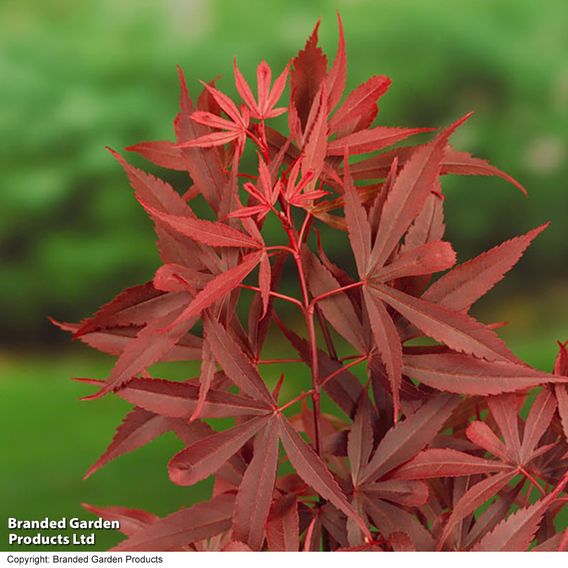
1,0,567,344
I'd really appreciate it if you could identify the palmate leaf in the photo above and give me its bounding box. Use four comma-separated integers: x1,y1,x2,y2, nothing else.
473,476,568,551
232,417,280,550
368,113,472,273
388,448,511,480
437,391,564,549
466,421,511,462
468,389,558,469
327,126,432,156
108,377,272,419
290,20,328,130
329,75,391,136
139,201,263,249
266,495,300,552
82,504,159,537
205,317,274,405
343,152,371,275
363,287,403,418
73,283,189,337
374,283,517,363
83,308,197,399
278,415,371,540
360,393,460,484
82,406,206,479
303,248,366,352
66,15,567,552
169,415,271,486
349,144,527,196
165,251,262,330
325,13,347,112
438,470,518,550
403,352,566,395
423,224,549,312
554,341,568,442
112,493,236,551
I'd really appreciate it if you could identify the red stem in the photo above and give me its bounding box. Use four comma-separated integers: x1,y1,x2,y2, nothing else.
239,284,304,310
258,358,303,365
320,355,368,389
518,466,546,497
310,280,365,307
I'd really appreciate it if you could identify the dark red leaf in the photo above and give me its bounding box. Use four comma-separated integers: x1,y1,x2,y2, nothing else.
74,283,185,337
368,114,471,272
375,283,517,363
84,407,204,479
126,140,186,171
438,470,517,550
139,202,262,249
473,476,568,551
266,495,300,552
304,248,366,352
113,377,272,419
84,309,196,399
360,393,459,483
423,224,549,312
327,126,431,156
290,20,328,130
82,503,159,536
348,144,527,196
278,415,371,540
363,287,402,418
169,415,270,486
325,13,347,111
343,152,371,275
466,420,512,462
112,493,236,551
329,75,391,136
363,497,435,551
232,416,280,550
403,352,565,395
205,317,274,405
108,149,188,215
440,147,527,196
389,448,511,480
348,392,374,485
166,251,262,329
371,240,456,282
364,479,429,507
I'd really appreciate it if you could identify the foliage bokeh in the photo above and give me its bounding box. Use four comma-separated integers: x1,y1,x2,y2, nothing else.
1,0,566,551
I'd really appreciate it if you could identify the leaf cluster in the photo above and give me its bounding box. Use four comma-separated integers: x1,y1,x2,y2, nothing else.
56,16,568,552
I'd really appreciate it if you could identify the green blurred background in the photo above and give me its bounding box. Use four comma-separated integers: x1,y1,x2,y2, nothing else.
1,0,567,550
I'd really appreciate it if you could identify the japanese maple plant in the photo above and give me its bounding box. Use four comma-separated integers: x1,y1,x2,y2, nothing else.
56,16,568,551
